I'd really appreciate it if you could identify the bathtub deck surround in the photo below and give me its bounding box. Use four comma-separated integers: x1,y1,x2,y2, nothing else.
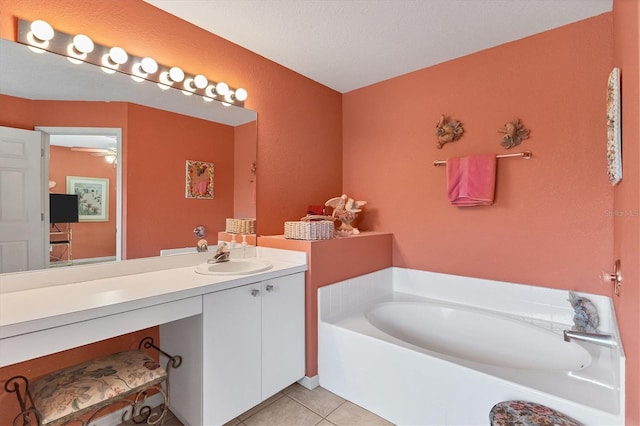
258,231,393,380
318,268,624,425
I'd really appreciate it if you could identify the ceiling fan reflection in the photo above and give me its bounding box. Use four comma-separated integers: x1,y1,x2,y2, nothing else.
70,147,118,164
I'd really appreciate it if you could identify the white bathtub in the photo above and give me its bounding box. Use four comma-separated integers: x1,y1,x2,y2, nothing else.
366,301,593,371
318,268,625,426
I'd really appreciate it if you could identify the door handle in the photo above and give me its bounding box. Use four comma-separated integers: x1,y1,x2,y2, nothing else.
251,289,260,297
265,284,274,292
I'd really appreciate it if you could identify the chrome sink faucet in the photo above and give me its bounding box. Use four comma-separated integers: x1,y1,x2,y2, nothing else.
208,242,230,264
563,330,617,348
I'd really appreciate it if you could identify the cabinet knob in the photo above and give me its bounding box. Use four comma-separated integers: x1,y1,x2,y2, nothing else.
265,284,274,292
251,289,260,297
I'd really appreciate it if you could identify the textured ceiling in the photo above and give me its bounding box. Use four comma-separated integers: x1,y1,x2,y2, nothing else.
144,0,612,93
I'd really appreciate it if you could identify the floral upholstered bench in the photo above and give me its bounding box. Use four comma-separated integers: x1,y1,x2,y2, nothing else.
490,400,583,426
5,337,182,426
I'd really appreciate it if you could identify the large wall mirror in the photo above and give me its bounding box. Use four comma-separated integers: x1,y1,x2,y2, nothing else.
0,39,257,273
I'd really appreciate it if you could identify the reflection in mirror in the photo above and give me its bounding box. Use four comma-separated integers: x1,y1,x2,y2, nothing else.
45,128,122,266
0,39,257,274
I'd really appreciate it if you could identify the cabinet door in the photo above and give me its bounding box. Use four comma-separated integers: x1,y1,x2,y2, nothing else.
203,284,261,425
261,273,305,398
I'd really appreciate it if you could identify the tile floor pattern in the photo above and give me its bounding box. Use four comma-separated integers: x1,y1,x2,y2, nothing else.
131,383,394,426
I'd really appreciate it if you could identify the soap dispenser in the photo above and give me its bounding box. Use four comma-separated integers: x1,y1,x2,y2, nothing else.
241,234,248,257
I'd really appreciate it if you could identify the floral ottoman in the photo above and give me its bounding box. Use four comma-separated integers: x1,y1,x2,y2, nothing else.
490,400,583,426
22,350,167,425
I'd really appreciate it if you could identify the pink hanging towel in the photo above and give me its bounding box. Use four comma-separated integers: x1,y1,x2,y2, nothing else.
446,154,497,206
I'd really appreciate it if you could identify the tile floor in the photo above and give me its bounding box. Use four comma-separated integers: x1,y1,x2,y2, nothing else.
159,383,394,426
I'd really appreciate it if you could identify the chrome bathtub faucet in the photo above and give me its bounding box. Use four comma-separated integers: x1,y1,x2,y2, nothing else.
563,330,617,348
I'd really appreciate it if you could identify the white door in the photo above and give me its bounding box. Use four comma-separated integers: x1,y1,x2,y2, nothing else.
0,126,45,273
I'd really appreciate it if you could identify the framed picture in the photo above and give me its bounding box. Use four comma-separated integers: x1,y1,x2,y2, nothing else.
66,176,109,222
606,67,622,185
186,160,214,199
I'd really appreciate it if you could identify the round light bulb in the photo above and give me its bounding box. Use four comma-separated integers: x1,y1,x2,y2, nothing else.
194,74,208,89
158,71,173,88
235,88,248,101
73,34,94,54
224,91,234,103
131,63,147,82
31,20,54,41
215,82,229,96
66,44,85,63
109,47,128,65
183,78,196,93
169,66,184,82
205,85,217,98
140,57,158,74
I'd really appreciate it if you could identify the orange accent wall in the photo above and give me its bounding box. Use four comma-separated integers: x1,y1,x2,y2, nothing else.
124,103,235,258
612,1,640,424
50,146,117,260
234,121,257,219
344,14,614,293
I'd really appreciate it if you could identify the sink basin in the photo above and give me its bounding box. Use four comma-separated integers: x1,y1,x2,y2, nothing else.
195,259,273,275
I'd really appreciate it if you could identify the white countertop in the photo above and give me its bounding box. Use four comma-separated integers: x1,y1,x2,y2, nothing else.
0,246,307,365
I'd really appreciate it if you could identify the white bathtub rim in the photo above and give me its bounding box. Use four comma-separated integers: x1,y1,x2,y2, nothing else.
391,267,619,335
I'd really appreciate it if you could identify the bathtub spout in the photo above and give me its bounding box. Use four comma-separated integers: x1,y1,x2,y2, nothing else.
563,330,617,348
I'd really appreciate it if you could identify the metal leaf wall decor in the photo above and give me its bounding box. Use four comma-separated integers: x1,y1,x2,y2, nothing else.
498,119,530,149
435,114,464,149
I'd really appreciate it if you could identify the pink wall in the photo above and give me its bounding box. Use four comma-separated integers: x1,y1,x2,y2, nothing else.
344,14,614,292
612,0,640,423
125,103,235,258
234,121,257,219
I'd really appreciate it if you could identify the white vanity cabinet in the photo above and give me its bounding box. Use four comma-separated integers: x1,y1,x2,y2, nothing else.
203,272,305,425
163,272,305,426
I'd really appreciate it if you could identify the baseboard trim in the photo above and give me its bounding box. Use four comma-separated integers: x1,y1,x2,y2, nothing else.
298,375,319,390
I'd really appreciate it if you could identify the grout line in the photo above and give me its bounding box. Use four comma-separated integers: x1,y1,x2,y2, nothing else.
168,387,392,426
325,400,347,420
237,391,285,422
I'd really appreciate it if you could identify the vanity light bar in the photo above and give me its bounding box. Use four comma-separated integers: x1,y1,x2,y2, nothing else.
16,19,248,107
